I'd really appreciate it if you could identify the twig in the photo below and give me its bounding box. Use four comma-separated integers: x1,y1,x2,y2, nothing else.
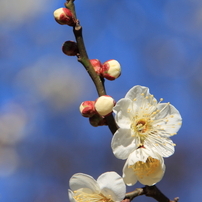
124,188,144,201
122,186,179,202
171,197,179,202
65,0,118,134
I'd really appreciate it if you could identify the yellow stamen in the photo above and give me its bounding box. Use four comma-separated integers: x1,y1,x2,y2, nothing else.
73,190,114,202
129,157,160,179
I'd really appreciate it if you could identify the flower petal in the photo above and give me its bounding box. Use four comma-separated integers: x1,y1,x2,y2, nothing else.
68,189,76,202
97,172,126,202
145,135,175,157
69,173,100,193
152,103,182,137
125,85,157,105
113,98,133,129
155,103,181,119
125,85,148,99
122,160,138,186
111,128,137,159
127,148,150,165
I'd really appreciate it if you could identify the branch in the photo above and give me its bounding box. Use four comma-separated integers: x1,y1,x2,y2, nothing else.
65,0,118,134
122,186,179,202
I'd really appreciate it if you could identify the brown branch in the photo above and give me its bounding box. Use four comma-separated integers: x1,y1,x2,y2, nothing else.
65,0,118,134
124,188,144,201
122,186,179,202
73,24,105,96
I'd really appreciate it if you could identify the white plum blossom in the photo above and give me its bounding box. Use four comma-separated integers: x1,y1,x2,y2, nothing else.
111,85,182,158
123,146,165,186
68,171,126,202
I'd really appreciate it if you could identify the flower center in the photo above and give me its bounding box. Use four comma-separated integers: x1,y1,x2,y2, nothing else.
73,190,114,202
136,120,147,133
129,95,166,138
129,157,160,179
131,117,152,142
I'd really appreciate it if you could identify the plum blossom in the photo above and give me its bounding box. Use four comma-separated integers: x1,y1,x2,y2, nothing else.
68,171,126,202
123,146,165,186
111,85,182,158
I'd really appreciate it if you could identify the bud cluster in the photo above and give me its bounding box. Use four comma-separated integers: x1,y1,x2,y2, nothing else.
90,59,121,81
79,95,115,127
53,9,122,81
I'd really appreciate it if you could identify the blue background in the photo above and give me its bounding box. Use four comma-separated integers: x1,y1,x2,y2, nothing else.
0,0,202,201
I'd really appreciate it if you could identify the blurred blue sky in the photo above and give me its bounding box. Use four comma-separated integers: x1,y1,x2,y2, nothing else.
0,0,202,201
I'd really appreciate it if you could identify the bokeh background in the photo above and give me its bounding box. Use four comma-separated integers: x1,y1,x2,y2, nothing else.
0,0,202,201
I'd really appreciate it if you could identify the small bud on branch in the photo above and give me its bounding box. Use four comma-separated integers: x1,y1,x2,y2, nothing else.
62,41,79,56
54,8,75,26
95,95,115,116
102,59,121,80
79,101,96,117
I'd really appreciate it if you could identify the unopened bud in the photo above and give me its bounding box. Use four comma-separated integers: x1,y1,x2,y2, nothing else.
90,59,103,75
89,114,107,127
95,95,115,116
102,59,121,80
79,101,96,117
53,8,75,26
62,41,79,56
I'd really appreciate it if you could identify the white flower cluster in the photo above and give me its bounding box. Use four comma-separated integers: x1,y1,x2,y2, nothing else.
111,85,182,186
68,85,182,202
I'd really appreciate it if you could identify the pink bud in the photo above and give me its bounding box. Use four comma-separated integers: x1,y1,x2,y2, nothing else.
89,114,107,127
62,41,79,56
53,8,75,26
102,59,121,80
79,101,96,117
94,95,115,116
89,59,103,75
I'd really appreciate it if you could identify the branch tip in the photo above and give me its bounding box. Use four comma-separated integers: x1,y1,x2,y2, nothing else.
170,197,179,202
